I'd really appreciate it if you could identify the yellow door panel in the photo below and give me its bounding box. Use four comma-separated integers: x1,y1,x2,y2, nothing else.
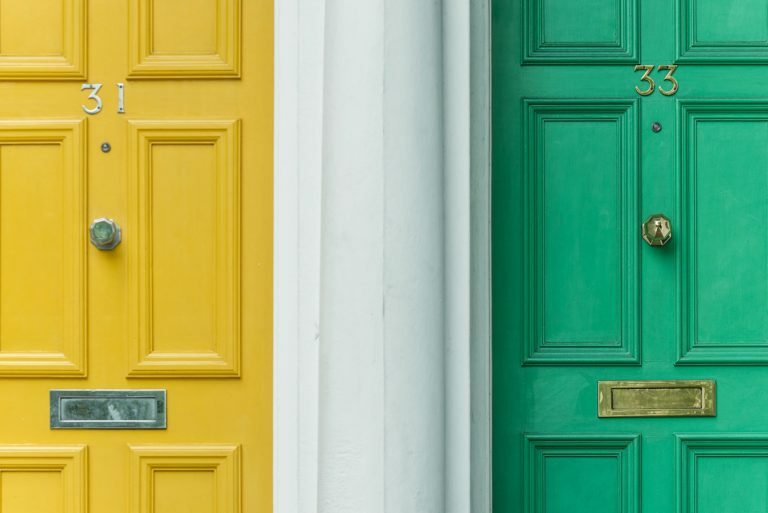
0,0,86,79
128,121,241,377
0,0,272,511
0,121,85,375
128,0,241,77
130,445,240,513
0,445,86,513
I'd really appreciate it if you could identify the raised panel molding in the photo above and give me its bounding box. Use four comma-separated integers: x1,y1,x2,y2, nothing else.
0,445,87,513
0,121,86,376
679,101,768,364
0,0,86,79
678,435,768,513
523,0,638,64
523,100,640,365
677,0,768,62
129,444,241,513
128,0,241,78
128,120,241,377
525,434,640,513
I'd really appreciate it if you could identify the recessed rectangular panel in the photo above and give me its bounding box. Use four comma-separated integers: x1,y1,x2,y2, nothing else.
679,103,768,363
524,101,639,364
129,0,241,77
0,0,85,78
2,471,64,513
542,122,620,342
150,144,217,353
152,0,218,55
695,122,768,342
130,445,240,513
153,470,217,513
0,445,86,513
525,435,639,513
697,458,768,513
679,436,768,513
524,0,637,63
0,122,85,376
679,0,768,61
128,121,240,377
50,390,166,429
694,0,768,42
0,145,66,353
598,380,716,417
0,0,63,56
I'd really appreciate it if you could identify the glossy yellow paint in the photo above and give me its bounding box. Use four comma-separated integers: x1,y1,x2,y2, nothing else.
0,0,272,512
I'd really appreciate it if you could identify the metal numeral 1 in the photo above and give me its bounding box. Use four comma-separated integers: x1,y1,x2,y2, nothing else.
117,83,125,114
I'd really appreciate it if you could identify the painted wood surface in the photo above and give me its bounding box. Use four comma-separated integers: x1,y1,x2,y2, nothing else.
0,0,273,511
494,0,768,511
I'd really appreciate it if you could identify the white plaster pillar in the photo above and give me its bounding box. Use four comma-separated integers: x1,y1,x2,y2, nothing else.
318,0,445,512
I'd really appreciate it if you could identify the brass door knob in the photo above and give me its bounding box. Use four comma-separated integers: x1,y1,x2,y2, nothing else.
642,214,672,247
89,218,121,250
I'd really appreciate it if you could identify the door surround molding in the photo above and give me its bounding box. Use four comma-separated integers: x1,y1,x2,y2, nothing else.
273,0,492,511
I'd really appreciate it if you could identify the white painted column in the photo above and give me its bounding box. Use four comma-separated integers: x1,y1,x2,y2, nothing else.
318,0,445,512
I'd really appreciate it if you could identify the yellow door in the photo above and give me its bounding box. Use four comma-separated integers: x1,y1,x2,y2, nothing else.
0,0,272,511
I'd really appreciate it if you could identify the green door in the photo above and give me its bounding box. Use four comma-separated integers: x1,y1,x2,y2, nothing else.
493,0,768,511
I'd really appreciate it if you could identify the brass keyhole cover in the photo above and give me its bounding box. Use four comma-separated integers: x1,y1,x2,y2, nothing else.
642,214,672,247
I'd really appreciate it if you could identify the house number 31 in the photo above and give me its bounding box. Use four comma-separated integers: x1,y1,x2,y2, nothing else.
81,83,126,115
634,65,679,96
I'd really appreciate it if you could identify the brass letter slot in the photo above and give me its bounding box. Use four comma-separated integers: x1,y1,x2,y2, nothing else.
598,380,715,418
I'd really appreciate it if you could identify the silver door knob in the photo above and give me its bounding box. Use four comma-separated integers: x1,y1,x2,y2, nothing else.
90,218,121,250
642,214,672,247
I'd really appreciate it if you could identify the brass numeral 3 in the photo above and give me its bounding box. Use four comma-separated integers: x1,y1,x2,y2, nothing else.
658,65,679,96
634,65,655,96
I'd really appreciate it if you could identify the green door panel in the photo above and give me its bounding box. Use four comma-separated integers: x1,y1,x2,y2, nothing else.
524,101,639,364
680,104,768,362
679,0,768,62
526,435,639,513
523,0,637,63
680,436,768,513
493,0,768,511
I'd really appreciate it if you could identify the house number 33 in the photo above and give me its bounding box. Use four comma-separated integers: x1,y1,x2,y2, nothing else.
634,65,679,96
81,83,126,115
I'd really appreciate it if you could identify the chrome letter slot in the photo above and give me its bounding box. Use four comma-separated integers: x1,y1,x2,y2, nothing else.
50,390,166,429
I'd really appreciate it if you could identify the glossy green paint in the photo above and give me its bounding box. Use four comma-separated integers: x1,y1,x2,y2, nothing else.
523,100,639,364
493,0,768,511
526,435,640,513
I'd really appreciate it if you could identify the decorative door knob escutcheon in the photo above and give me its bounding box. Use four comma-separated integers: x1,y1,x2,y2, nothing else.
90,218,121,250
642,214,672,247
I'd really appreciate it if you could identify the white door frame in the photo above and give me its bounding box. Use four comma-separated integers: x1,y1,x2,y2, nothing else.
273,0,492,510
